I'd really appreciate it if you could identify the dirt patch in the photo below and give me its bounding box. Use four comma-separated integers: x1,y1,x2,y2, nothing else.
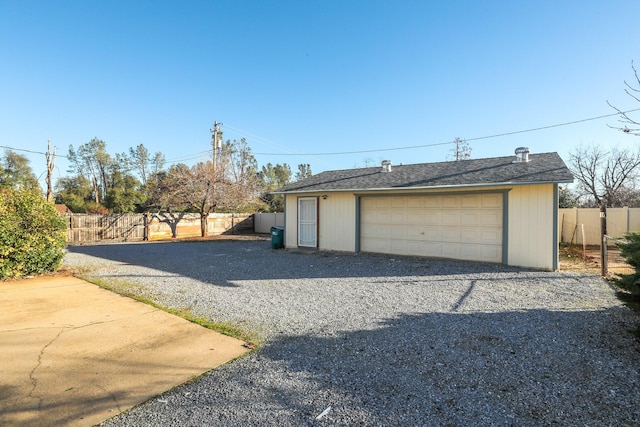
560,244,633,276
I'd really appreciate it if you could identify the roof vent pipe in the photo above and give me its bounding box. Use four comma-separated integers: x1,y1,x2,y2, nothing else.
381,160,392,172
513,147,530,163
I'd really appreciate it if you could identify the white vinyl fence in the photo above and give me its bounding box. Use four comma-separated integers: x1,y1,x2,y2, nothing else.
254,212,284,234
559,207,640,245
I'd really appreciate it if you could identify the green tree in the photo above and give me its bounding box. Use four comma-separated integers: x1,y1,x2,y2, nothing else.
55,175,94,213
129,144,165,188
259,163,291,211
295,163,312,181
0,188,67,278
0,150,40,192
614,232,640,300
104,169,145,213
68,138,112,204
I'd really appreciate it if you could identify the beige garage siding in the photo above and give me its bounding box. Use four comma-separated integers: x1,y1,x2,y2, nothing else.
360,193,503,263
284,192,357,251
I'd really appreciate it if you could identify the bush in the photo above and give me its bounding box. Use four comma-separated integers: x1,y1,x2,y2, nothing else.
614,232,640,299
0,188,67,279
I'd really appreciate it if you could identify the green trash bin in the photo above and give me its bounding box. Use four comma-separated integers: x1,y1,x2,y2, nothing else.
270,226,284,249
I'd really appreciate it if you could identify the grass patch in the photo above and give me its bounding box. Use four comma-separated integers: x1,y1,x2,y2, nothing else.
78,274,260,346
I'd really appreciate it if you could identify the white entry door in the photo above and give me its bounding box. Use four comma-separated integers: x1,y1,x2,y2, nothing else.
298,197,318,247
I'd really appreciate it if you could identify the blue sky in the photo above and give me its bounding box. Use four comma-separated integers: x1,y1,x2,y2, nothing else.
1,0,639,187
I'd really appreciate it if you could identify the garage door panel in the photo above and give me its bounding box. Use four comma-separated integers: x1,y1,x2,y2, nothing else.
482,194,502,208
360,193,503,263
481,246,501,262
441,243,460,258
391,211,407,224
424,242,443,257
461,228,481,243
442,196,460,208
407,227,426,240
391,225,407,239
391,239,409,253
461,195,481,208
391,197,407,208
406,211,425,225
441,228,461,242
406,240,424,254
481,229,502,245
482,212,501,226
364,209,390,224
424,197,441,208
407,197,425,208
424,226,441,240
424,211,441,224
361,238,391,253
441,211,461,225
461,212,482,226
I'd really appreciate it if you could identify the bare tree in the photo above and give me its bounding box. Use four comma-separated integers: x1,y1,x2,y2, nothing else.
448,137,472,161
608,60,640,136
569,144,640,207
186,162,218,237
217,138,262,211
150,163,190,213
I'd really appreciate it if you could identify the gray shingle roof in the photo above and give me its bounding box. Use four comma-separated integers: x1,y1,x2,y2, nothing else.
274,152,573,193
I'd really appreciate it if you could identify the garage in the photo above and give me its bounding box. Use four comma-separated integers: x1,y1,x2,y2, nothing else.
360,193,504,263
275,151,574,270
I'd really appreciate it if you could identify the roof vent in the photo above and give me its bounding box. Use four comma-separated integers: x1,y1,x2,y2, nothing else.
381,160,392,172
513,147,530,163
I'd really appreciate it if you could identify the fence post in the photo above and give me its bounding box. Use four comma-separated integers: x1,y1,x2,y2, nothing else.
600,204,607,277
602,235,608,277
144,212,149,241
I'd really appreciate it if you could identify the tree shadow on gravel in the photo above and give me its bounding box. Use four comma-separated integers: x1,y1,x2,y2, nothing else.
246,307,640,426
65,240,559,288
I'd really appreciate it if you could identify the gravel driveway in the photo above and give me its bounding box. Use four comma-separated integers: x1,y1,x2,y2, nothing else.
63,238,640,426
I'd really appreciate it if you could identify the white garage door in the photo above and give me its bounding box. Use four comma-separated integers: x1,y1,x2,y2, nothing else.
360,193,503,263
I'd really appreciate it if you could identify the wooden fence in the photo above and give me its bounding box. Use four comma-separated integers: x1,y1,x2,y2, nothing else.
65,213,254,244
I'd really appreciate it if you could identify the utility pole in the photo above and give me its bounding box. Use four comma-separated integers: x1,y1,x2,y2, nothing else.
210,121,223,170
45,140,56,202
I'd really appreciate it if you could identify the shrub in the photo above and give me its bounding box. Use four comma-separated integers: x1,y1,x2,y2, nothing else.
0,188,67,279
614,232,640,300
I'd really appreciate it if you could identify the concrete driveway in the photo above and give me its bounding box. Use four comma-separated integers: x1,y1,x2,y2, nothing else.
0,275,248,427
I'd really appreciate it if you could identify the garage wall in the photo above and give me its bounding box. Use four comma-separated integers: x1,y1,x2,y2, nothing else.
283,193,357,251
507,183,556,269
284,183,558,270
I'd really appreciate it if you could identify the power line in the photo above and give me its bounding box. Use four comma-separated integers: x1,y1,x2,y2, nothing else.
3,107,639,162
250,108,640,156
0,145,69,159
466,109,640,142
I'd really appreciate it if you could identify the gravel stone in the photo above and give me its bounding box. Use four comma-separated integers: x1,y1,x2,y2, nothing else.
62,238,640,426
